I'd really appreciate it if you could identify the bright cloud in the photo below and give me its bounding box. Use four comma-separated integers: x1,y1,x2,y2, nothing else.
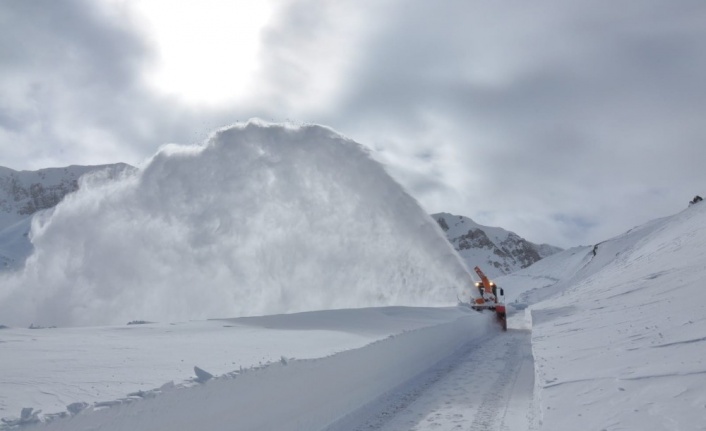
129,0,274,106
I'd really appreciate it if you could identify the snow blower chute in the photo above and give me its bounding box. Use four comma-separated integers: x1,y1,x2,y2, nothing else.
471,266,507,331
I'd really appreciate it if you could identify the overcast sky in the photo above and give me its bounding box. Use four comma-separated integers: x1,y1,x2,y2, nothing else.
1,0,705,248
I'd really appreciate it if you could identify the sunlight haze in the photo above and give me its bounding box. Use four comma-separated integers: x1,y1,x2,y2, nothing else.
132,0,273,105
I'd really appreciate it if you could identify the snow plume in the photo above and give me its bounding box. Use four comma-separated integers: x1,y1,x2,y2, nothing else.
0,121,470,327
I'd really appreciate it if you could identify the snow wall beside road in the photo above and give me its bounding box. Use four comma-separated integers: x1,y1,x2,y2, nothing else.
26,311,488,431
529,203,706,430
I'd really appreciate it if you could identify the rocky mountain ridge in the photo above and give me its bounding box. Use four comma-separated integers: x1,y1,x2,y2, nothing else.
0,164,133,226
0,163,133,269
0,164,562,275
433,212,562,278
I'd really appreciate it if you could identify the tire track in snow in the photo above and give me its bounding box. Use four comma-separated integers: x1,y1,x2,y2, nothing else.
469,340,519,430
338,335,494,431
357,327,535,431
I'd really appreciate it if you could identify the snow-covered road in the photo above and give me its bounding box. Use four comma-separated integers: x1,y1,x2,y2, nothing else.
341,312,536,431
4,307,506,431
1,307,538,431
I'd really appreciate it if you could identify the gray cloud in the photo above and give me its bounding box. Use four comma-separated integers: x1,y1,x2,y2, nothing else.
2,0,705,248
250,0,706,247
1,1,148,164
0,1,245,169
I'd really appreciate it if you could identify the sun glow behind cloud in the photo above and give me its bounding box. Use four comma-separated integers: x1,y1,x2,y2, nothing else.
131,0,273,105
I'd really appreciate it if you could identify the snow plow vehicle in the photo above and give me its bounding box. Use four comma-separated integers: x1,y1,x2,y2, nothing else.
470,266,507,331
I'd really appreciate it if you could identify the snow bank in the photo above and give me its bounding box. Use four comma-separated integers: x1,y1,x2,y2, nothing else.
529,203,706,430
0,121,469,327
6,307,484,431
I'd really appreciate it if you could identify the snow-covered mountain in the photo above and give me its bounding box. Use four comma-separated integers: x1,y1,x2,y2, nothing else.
433,212,562,278
1,201,705,430
0,164,134,226
1,122,704,430
0,163,560,280
0,164,133,269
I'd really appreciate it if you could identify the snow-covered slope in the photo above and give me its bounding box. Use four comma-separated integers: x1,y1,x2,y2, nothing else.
433,212,562,278
0,164,133,270
497,201,706,430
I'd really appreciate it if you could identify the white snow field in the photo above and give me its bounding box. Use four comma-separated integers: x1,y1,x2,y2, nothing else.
2,121,706,430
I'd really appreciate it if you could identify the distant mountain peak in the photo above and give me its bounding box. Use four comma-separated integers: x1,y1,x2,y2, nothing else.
432,212,562,278
0,163,134,222
0,163,134,270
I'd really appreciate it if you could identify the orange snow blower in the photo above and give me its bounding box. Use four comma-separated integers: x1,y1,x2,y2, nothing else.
471,266,507,331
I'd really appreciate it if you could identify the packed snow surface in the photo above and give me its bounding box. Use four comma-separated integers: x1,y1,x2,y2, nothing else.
0,121,469,327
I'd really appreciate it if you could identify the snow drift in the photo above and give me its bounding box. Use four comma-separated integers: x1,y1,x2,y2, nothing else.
0,121,470,327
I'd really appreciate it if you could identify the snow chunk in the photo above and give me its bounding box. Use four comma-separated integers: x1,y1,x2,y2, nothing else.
194,366,213,383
